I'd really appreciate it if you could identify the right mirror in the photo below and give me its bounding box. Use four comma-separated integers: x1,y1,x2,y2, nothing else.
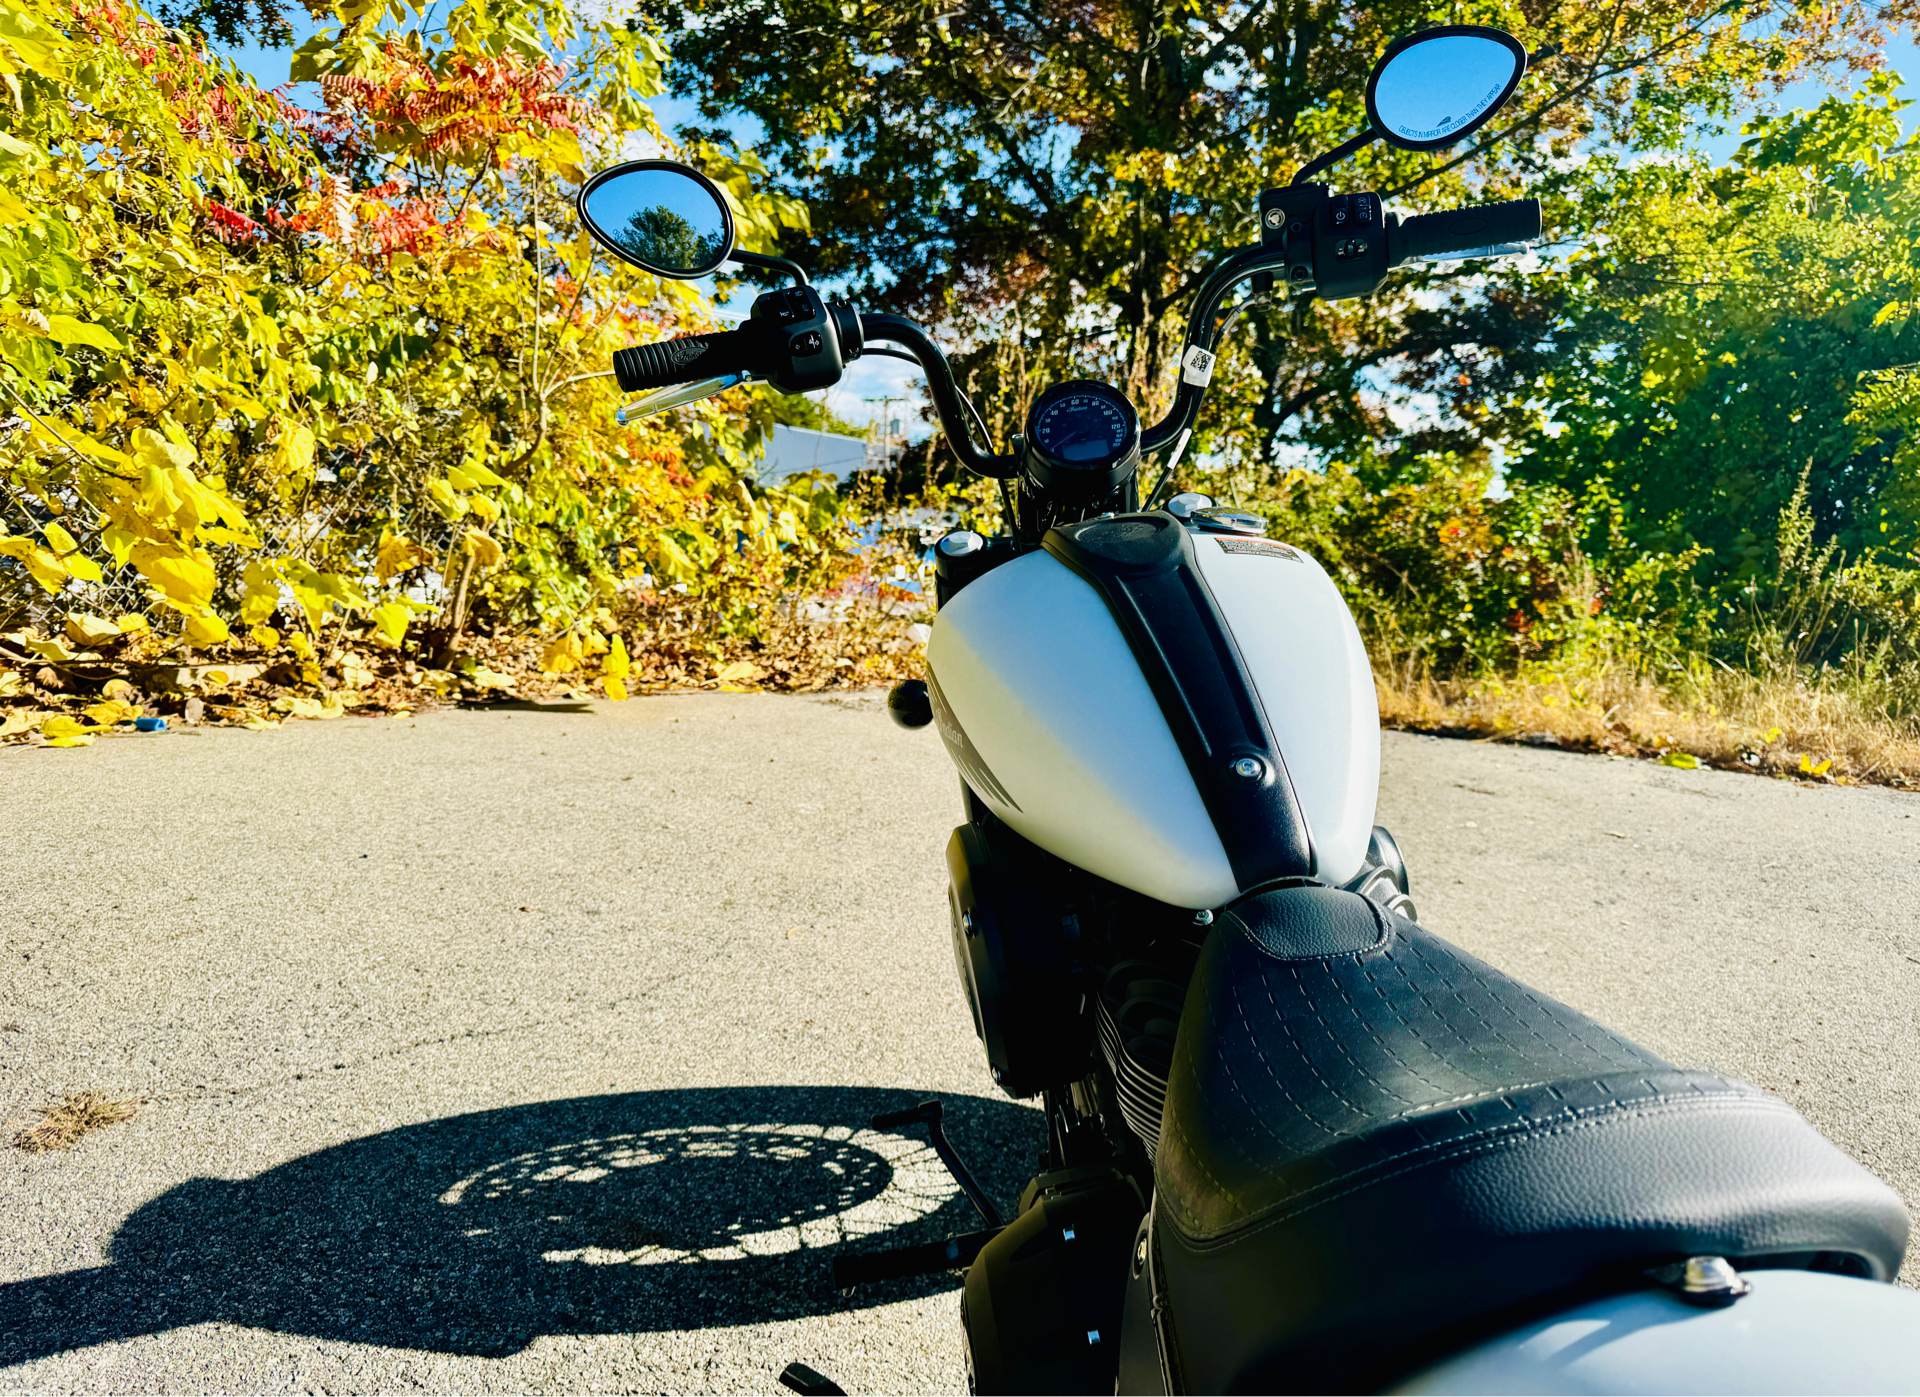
1365,26,1528,152
577,159,736,279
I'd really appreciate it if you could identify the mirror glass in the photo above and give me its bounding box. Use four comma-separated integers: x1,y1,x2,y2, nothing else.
580,164,733,278
1368,30,1523,150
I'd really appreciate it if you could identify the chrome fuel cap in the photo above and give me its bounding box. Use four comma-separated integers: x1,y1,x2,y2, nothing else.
1189,507,1268,536
1165,492,1214,520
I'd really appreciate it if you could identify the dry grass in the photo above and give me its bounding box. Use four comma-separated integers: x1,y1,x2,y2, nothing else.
12,1091,142,1153
1376,660,1920,789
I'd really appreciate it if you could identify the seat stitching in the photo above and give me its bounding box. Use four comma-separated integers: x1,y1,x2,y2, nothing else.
1165,1088,1784,1238
1413,931,1663,1067
1221,967,1346,1149
1258,963,1375,1130
1376,1077,1566,1121
1309,957,1459,1103
1352,948,1493,1101
1283,960,1426,1115
1164,1091,1794,1242
1388,934,1652,1075
1206,975,1335,1169
1159,1080,1247,1212
1229,895,1389,964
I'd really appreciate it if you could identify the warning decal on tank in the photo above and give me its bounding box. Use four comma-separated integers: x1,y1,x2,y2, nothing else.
1215,537,1305,562
925,668,1022,811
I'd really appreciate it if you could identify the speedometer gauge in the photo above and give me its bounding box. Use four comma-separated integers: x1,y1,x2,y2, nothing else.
1022,380,1142,501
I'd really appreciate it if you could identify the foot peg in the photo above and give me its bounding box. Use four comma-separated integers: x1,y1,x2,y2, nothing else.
778,1362,846,1395
830,1226,1001,1292
830,1099,1006,1294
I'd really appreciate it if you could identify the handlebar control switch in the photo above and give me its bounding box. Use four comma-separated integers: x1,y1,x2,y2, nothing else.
750,285,847,393
1313,188,1391,300
1258,184,1325,254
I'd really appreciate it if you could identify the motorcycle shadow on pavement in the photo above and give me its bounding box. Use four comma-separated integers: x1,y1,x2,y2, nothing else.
0,1085,1042,1365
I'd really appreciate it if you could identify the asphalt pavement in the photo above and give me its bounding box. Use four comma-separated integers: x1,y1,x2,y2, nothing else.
2,694,1916,1393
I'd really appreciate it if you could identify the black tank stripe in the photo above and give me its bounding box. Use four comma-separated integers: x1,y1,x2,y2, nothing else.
1043,513,1313,889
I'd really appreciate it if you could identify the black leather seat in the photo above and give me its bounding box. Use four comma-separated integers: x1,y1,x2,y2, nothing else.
1150,886,1909,1393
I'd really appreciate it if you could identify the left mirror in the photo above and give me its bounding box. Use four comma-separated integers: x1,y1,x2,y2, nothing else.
578,160,735,279
1366,26,1528,152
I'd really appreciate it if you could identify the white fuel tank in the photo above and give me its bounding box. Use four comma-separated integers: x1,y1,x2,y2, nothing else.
926,523,1379,908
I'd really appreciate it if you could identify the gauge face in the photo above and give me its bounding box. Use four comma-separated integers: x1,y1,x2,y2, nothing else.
1031,388,1134,467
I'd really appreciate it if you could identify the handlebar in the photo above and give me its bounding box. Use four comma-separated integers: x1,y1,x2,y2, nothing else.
604,194,1541,486
858,313,1020,479
613,325,767,393
1388,199,1541,265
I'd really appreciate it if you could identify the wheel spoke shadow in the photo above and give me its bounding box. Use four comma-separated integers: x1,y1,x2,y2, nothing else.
0,1085,1041,1364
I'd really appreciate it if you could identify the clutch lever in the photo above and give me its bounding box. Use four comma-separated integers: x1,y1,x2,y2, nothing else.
614,371,756,425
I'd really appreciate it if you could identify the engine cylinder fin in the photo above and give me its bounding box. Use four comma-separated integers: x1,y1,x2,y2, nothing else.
1096,953,1197,1156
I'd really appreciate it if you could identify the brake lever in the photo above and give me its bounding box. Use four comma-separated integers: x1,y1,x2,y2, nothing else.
613,371,756,425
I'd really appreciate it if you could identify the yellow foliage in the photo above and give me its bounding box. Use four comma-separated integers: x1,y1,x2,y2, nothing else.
541,632,583,673
131,543,217,611
604,675,628,701
184,613,231,644
84,698,140,725
462,529,503,569
250,625,281,648
273,421,315,477
371,601,411,647
427,477,468,520
0,534,68,592
63,612,120,647
41,522,101,582
40,714,95,746
603,633,631,679
23,633,75,662
375,531,431,583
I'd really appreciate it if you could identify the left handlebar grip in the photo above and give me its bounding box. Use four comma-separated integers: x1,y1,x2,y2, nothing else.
1389,198,1542,266
613,327,764,393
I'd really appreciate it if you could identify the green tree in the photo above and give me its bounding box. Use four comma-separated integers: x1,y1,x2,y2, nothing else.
1512,73,1920,575
643,0,1908,474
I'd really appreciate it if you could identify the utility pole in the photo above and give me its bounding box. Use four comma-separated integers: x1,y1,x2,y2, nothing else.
863,395,900,472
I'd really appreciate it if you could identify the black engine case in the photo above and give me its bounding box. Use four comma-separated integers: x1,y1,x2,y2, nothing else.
946,820,1091,1099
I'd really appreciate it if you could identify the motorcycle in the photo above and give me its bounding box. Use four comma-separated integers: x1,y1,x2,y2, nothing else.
575,26,1919,1394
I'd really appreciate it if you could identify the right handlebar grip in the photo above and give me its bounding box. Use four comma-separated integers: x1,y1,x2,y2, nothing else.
1390,199,1542,265
613,326,765,393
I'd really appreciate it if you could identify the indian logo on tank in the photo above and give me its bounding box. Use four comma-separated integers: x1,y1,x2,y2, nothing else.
925,668,1020,810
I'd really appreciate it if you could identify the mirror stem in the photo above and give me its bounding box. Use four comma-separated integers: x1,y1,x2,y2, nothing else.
1290,127,1381,187
729,249,811,286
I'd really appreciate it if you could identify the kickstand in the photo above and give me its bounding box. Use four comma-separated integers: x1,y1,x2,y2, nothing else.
871,1099,1003,1228
778,1361,846,1396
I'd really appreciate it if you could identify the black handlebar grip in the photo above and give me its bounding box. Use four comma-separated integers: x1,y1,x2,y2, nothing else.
1390,199,1542,266
612,326,765,393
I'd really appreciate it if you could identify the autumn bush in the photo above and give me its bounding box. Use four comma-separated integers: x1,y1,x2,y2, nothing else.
0,0,917,746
